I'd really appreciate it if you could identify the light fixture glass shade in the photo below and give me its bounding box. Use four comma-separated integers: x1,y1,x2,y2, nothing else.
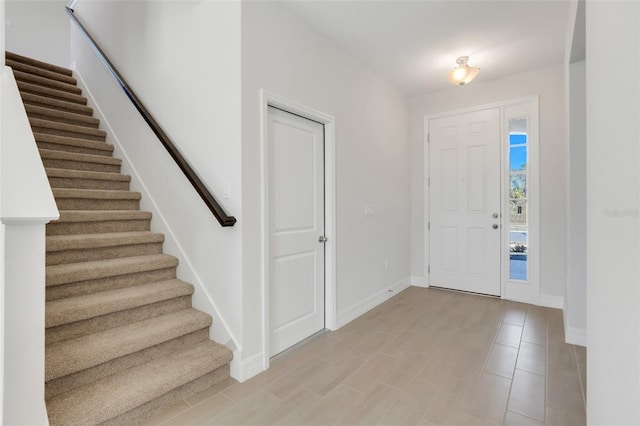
447,56,479,86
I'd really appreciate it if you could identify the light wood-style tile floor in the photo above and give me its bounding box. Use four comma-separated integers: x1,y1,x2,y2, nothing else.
143,287,587,426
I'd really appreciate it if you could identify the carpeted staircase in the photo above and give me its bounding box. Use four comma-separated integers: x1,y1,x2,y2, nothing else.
5,51,233,426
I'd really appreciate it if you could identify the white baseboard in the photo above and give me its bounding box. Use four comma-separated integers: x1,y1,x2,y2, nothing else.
336,278,411,329
411,275,428,288
563,308,587,347
230,351,265,383
539,294,564,309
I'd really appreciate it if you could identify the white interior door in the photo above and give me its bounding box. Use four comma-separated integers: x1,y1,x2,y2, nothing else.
268,106,325,356
429,108,501,296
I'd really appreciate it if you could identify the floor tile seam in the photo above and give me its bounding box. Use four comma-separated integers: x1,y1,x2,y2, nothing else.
500,332,525,426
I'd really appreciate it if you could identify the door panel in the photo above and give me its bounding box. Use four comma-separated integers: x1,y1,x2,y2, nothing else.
268,107,325,356
429,108,501,296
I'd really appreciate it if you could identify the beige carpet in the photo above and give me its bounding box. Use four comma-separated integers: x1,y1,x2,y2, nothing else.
6,51,233,426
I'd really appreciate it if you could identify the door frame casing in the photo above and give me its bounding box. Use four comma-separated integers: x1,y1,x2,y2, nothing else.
259,90,337,370
423,95,540,303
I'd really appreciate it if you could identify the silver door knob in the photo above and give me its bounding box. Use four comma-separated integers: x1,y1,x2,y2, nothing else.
319,236,328,243
492,224,499,229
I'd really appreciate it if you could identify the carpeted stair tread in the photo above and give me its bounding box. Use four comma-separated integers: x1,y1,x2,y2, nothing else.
17,80,88,105
52,188,141,202
5,58,77,86
29,117,106,140
40,148,121,166
47,231,163,252
20,92,93,116
6,51,73,76
46,279,193,328
53,210,151,224
46,341,232,426
26,105,100,128
46,168,128,184
13,69,82,95
46,254,178,287
46,308,213,381
36,134,114,157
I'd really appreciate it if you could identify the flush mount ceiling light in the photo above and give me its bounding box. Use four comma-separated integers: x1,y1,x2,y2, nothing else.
447,56,480,86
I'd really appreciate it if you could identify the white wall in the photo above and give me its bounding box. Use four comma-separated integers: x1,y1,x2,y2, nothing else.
5,0,69,67
565,59,586,345
241,2,411,368
70,1,243,360
586,1,640,423
409,65,567,304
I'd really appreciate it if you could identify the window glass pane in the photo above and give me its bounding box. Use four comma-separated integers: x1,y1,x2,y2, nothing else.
509,146,527,171
510,133,527,145
509,118,528,281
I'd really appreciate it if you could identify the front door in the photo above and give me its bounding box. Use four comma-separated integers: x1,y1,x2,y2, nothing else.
268,106,325,356
429,108,501,296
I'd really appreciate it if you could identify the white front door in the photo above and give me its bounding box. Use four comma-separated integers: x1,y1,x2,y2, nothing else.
268,106,325,356
429,108,501,296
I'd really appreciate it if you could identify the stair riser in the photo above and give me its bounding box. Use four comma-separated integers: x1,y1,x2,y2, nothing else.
22,96,93,116
55,198,140,211
47,242,164,266
46,219,151,236
42,158,121,174
32,126,106,142
38,141,112,157
46,328,210,399
46,296,192,345
29,111,100,128
99,366,230,426
18,83,87,106
47,176,129,191
46,268,176,301
14,71,82,95
6,59,77,85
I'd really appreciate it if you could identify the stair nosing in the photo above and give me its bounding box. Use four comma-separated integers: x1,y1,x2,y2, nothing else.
5,59,77,85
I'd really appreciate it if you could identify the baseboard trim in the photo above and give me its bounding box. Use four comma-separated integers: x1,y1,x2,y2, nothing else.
411,275,428,288
336,278,411,329
539,294,564,309
563,308,587,347
230,351,265,383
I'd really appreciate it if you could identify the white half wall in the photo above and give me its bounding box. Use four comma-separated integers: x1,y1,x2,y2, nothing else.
241,1,411,368
70,0,243,369
586,1,640,423
5,0,69,67
409,65,567,304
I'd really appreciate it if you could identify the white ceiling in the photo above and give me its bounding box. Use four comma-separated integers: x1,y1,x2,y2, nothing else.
283,1,573,97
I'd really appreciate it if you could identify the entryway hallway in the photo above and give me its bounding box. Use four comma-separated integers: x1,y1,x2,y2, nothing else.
144,287,586,425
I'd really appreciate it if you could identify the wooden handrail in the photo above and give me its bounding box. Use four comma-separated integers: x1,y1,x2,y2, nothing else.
65,6,236,227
